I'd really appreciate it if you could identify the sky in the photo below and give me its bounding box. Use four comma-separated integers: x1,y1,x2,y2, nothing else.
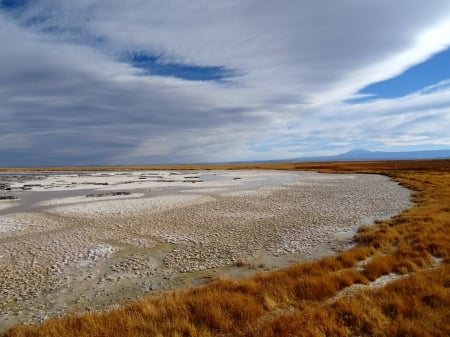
1,1,450,166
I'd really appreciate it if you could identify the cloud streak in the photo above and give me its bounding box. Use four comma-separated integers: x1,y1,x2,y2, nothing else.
1,1,450,166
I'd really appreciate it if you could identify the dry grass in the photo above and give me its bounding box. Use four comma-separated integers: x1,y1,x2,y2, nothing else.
2,159,449,173
3,160,450,337
332,264,450,337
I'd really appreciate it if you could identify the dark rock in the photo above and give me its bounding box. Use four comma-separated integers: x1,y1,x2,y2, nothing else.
22,184,42,190
0,196,17,200
85,191,131,198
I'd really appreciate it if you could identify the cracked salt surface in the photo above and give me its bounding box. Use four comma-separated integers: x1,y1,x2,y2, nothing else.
0,170,413,332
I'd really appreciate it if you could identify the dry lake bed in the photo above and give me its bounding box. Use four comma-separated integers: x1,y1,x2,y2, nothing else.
0,170,412,331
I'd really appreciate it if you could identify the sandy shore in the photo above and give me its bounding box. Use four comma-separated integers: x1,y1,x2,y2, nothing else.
0,170,412,332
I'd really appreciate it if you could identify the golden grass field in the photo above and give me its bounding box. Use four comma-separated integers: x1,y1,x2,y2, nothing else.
2,160,450,337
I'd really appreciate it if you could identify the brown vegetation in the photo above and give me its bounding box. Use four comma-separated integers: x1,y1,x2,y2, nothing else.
2,159,449,173
3,160,450,337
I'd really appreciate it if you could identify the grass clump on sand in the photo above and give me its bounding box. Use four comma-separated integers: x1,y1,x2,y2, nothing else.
3,160,450,337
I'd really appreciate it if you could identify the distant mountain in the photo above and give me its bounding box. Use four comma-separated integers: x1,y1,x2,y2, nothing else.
286,149,450,162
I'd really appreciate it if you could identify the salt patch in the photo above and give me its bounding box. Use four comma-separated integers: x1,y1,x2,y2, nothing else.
0,216,24,233
160,234,198,244
222,190,270,197
75,244,115,266
48,194,213,217
0,202,17,211
179,187,227,193
37,193,145,207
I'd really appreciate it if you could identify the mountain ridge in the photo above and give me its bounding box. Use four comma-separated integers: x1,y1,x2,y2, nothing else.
286,149,450,162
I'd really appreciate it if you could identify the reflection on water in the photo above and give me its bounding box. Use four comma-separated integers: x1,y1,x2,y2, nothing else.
0,170,303,215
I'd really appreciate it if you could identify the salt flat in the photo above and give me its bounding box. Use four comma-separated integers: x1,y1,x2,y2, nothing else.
0,170,412,332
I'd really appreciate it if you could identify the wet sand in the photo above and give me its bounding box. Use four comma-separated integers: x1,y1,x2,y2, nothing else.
0,170,412,332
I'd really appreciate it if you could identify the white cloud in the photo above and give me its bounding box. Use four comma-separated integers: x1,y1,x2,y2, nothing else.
1,1,450,166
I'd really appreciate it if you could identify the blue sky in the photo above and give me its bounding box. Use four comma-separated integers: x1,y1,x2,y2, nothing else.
127,53,235,82
357,48,450,100
1,1,450,166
